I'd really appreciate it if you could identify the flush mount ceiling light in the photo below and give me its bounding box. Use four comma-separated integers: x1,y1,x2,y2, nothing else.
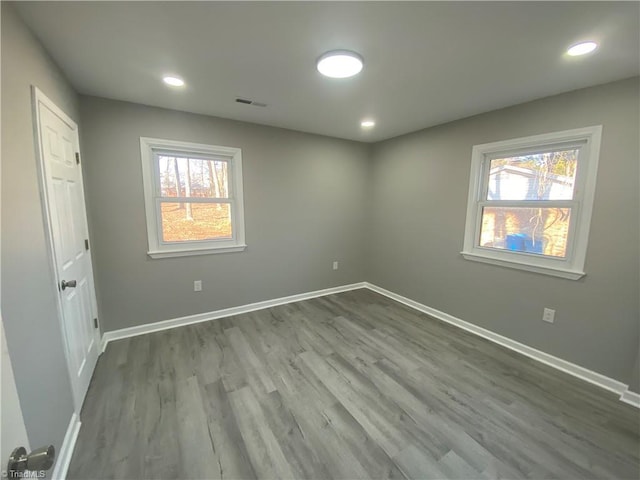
317,50,364,78
163,75,185,87
566,41,598,56
361,120,375,128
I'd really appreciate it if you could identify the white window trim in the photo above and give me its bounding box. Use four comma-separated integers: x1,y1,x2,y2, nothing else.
140,137,247,259
461,126,602,280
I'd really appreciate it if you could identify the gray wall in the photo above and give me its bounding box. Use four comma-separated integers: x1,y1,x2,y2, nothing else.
368,78,640,384
79,96,370,332
1,2,76,454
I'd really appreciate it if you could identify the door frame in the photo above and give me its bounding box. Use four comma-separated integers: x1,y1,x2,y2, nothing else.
1,316,31,465
1,96,30,472
31,86,101,413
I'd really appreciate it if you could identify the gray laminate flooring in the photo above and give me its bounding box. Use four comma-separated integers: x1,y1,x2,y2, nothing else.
68,289,640,479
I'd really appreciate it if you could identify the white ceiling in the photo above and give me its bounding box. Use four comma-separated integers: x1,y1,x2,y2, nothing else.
15,1,640,142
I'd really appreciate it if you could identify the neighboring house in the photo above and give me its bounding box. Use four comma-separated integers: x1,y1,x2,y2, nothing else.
488,165,574,201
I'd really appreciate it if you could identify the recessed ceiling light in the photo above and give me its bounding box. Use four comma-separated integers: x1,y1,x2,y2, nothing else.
163,75,185,87
317,50,364,78
566,41,598,56
361,120,375,128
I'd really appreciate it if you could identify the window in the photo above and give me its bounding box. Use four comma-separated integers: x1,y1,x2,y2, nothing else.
462,126,602,279
140,137,246,258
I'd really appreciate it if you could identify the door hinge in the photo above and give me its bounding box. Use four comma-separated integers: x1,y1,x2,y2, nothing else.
85,239,89,251
93,318,99,329
75,152,80,165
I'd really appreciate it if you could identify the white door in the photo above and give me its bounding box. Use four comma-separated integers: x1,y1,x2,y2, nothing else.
33,88,100,412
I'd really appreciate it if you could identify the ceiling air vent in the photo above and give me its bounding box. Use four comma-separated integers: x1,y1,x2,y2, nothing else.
235,97,267,107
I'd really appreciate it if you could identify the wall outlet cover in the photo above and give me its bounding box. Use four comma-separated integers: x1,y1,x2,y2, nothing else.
543,308,555,323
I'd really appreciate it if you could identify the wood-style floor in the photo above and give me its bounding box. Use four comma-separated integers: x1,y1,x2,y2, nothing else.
68,289,640,479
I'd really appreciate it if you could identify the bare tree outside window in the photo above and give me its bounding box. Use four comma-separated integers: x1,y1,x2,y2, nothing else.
184,158,193,220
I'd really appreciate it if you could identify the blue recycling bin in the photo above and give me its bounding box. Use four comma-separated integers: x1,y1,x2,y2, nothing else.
506,233,544,254
525,236,544,254
506,233,527,252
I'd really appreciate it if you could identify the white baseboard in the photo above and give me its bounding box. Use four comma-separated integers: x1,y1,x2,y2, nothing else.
99,334,108,354
101,282,367,351
98,280,636,408
51,412,81,480
364,282,632,400
620,389,640,408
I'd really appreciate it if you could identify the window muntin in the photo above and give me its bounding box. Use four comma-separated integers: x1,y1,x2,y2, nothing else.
140,138,246,258
462,126,602,280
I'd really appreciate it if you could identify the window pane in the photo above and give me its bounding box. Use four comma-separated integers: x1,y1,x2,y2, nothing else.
487,149,578,201
160,202,232,242
158,156,229,198
479,207,571,258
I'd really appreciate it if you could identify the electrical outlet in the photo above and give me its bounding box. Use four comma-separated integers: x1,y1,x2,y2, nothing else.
542,308,555,323
194,280,202,292
332,261,339,270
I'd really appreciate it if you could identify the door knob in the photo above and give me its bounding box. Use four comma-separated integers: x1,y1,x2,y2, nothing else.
60,279,77,290
7,445,55,476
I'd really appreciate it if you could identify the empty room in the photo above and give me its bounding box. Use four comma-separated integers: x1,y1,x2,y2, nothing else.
1,1,639,479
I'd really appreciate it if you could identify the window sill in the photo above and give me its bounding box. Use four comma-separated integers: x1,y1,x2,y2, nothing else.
460,251,585,280
148,244,247,259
